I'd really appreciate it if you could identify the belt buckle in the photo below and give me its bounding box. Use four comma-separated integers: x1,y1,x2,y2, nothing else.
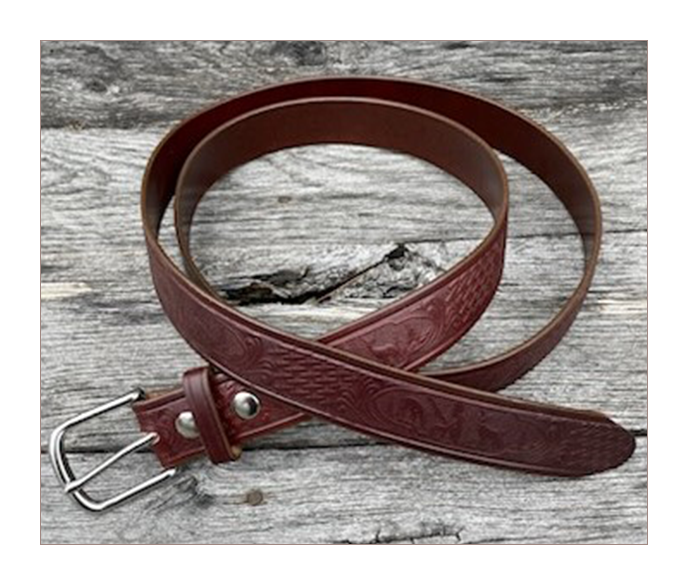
49,388,177,513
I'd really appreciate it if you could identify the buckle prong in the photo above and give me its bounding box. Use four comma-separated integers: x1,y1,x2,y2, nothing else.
49,389,177,513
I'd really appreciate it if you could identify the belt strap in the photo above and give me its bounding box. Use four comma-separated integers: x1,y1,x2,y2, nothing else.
128,77,634,477
51,77,636,511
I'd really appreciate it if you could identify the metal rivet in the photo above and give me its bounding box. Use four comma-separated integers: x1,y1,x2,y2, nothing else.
232,391,261,420
175,411,199,439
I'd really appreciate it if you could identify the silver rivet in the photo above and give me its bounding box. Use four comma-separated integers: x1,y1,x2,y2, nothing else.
175,411,199,439
232,391,261,420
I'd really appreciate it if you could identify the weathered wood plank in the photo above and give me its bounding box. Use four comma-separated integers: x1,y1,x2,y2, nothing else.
40,438,647,544
40,41,647,129
41,41,647,544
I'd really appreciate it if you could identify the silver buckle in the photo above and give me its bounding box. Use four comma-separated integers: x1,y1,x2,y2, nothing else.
49,388,177,513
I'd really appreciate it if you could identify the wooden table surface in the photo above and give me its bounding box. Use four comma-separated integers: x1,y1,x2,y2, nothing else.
40,41,647,544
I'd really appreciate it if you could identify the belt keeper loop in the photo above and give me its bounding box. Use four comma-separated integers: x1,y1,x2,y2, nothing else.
182,367,238,464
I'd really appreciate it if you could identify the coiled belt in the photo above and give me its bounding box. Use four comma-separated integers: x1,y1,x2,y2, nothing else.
49,77,635,512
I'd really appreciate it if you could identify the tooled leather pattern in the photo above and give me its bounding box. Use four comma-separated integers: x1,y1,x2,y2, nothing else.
215,324,631,475
149,219,629,475
142,223,506,463
141,217,632,474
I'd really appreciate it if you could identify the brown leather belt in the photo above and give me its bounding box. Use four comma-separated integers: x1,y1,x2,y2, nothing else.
49,77,635,512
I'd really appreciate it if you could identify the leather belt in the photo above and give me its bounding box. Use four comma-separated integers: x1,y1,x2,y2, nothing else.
49,77,636,512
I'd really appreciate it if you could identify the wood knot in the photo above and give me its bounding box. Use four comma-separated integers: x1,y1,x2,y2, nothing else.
269,41,327,66
245,488,264,506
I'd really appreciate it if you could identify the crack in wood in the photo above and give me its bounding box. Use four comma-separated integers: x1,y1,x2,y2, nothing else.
140,474,216,514
399,227,647,246
218,243,420,306
334,523,463,544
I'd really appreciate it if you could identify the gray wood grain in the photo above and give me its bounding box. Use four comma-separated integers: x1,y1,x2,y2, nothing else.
40,41,647,129
40,40,647,544
40,439,647,544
